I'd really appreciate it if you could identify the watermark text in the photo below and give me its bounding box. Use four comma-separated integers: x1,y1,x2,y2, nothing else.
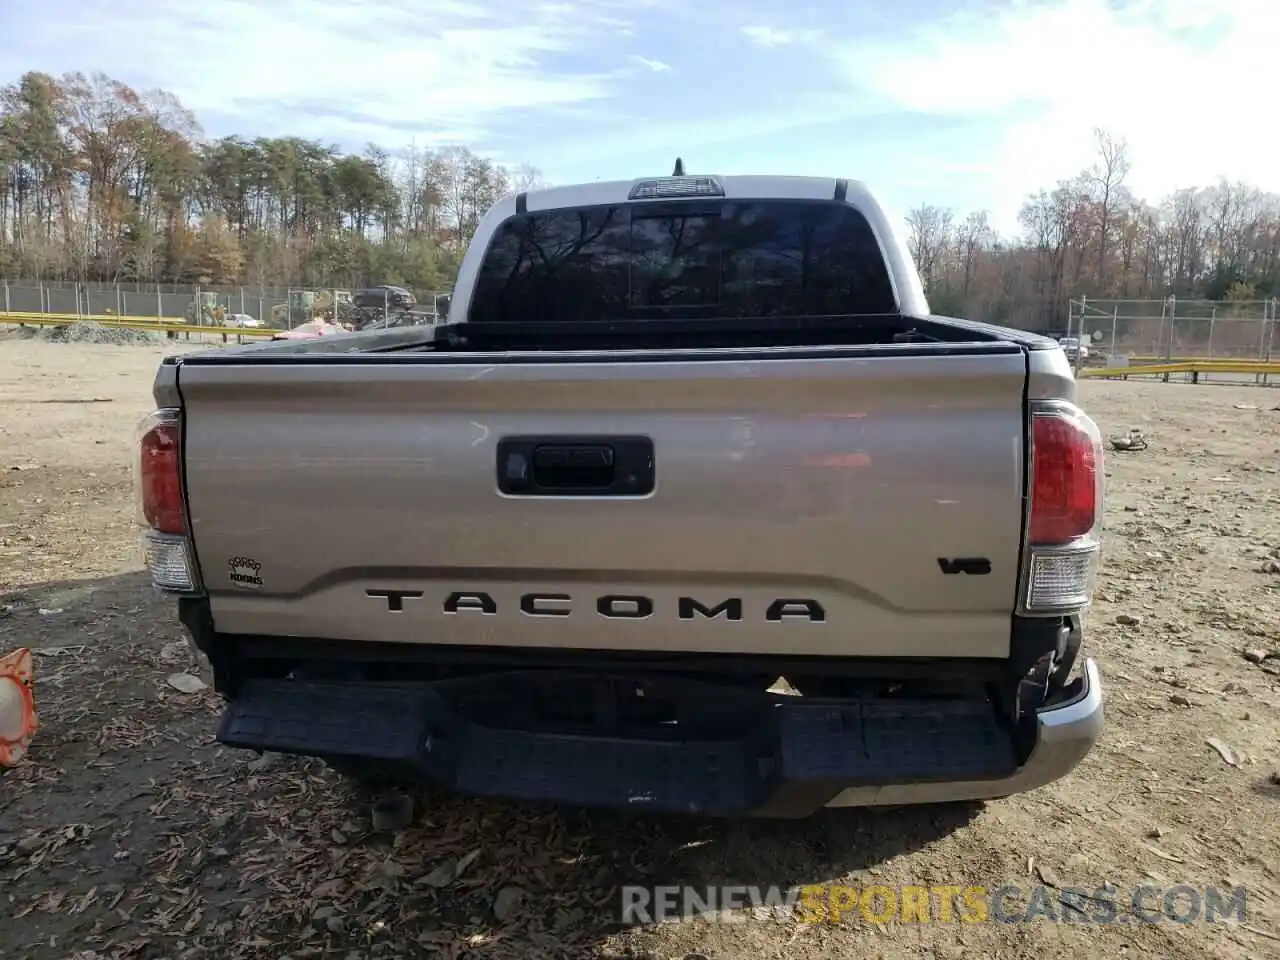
620,883,1248,925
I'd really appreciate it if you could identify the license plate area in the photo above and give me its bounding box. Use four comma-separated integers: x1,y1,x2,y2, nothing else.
444,672,768,742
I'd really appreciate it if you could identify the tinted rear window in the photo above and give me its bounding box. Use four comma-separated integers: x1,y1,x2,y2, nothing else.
468,200,896,324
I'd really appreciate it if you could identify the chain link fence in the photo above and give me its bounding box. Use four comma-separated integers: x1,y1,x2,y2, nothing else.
0,280,450,331
1068,297,1279,362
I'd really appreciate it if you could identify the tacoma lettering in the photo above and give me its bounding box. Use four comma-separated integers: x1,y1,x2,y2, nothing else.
678,597,743,621
443,591,498,615
597,595,654,619
520,592,570,617
369,590,826,622
365,588,424,612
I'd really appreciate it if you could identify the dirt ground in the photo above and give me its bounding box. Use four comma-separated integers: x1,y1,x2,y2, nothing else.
2,334,1279,960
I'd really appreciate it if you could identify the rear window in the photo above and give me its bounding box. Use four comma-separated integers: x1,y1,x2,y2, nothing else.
467,200,897,324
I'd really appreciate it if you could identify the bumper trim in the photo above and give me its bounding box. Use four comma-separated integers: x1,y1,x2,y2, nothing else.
823,657,1103,807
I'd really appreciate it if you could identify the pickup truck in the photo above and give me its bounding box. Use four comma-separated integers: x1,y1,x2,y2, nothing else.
137,171,1105,818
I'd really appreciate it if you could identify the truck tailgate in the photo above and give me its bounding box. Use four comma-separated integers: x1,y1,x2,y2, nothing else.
177,346,1028,658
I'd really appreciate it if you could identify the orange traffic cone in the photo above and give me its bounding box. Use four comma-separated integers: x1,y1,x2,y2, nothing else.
0,648,37,768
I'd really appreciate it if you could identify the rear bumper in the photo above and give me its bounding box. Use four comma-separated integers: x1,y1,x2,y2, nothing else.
825,657,1103,807
212,658,1103,818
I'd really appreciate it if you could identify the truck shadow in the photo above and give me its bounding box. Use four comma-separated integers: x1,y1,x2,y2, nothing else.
0,570,983,958
534,796,982,915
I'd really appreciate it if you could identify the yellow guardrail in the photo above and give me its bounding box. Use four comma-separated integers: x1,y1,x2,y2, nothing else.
1124,355,1274,365
0,312,275,338
0,310,186,324
1079,360,1280,378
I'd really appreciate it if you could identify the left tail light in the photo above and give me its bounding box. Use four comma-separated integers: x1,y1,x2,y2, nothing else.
135,409,198,592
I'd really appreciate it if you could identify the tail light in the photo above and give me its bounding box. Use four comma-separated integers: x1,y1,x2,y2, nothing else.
1021,401,1104,614
135,409,197,592
140,413,184,535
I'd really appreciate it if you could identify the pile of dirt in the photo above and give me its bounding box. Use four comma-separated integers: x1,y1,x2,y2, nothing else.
19,321,164,346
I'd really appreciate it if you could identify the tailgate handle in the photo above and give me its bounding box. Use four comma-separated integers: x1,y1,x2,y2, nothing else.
498,436,655,497
534,444,615,487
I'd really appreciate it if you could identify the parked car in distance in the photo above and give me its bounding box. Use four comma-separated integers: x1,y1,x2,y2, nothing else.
1059,336,1089,362
352,285,417,310
269,319,350,340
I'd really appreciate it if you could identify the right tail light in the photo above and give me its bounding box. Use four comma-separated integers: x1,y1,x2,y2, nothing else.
135,409,198,592
1021,401,1104,614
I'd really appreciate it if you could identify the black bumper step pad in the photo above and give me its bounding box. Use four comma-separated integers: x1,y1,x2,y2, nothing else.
217,680,427,761
217,679,1018,815
780,700,1017,783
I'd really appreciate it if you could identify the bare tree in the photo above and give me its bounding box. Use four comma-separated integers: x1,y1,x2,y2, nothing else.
1089,128,1130,292
956,211,992,299
905,204,954,291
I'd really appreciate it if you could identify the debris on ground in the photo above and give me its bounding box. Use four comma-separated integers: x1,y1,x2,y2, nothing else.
1207,737,1241,767
494,885,527,921
165,671,207,693
1109,428,1149,451
19,321,164,345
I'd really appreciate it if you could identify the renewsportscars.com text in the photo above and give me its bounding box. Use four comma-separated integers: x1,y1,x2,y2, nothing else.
620,884,1249,925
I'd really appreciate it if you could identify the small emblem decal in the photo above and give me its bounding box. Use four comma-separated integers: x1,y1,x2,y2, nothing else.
937,557,992,576
228,556,263,589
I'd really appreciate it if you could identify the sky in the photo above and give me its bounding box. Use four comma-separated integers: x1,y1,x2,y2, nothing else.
3,0,1276,234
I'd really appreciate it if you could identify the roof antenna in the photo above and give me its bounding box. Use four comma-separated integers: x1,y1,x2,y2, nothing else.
672,156,685,176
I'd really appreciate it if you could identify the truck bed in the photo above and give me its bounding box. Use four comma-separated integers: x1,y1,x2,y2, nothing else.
173,338,1030,660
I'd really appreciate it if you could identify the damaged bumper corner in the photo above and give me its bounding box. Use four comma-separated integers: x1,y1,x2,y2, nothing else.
823,657,1104,808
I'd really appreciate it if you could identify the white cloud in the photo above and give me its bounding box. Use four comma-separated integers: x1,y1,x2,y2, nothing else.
0,0,644,146
740,25,820,48
627,54,672,73
823,0,1280,221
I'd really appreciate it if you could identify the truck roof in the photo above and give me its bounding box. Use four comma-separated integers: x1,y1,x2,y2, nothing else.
515,174,880,213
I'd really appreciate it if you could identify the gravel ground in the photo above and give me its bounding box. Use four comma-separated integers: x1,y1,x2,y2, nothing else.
1,335,1279,960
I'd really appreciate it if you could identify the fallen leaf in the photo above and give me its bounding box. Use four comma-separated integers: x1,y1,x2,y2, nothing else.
1144,844,1186,864
493,886,525,921
158,641,189,664
420,859,460,888
311,878,344,898
1035,864,1060,888
1207,737,1240,767
166,672,206,694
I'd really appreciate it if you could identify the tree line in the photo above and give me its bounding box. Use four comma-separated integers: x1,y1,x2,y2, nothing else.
906,130,1280,330
0,70,544,293
3,71,1278,331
